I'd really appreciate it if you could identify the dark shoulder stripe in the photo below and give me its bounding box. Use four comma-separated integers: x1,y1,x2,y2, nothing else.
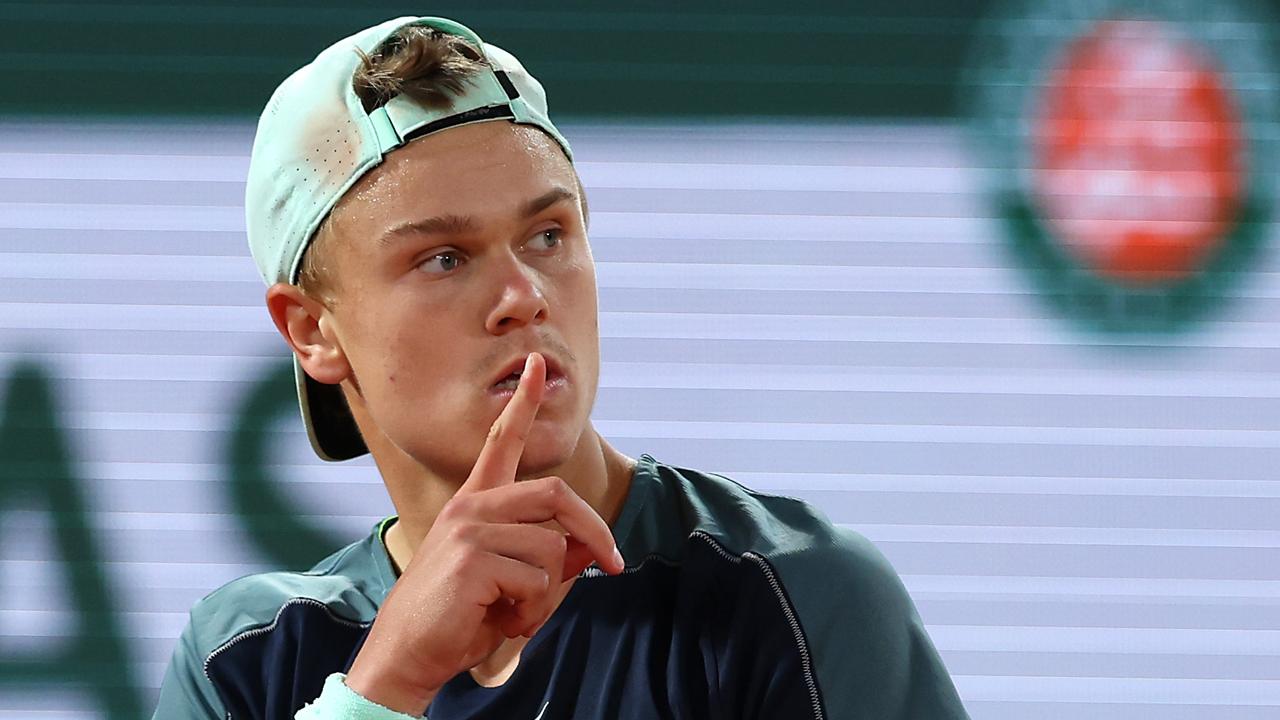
691,530,826,720
202,596,370,683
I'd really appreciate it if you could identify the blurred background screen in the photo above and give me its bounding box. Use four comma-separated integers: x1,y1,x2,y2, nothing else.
1,1,1278,718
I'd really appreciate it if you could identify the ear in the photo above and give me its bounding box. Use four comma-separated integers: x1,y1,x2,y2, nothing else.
264,283,350,385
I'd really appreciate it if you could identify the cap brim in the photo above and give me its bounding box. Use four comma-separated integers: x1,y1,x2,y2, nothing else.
294,356,368,461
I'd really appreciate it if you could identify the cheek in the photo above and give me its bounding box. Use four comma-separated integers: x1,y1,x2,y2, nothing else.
342,300,443,394
560,253,598,308
380,313,457,390
561,264,601,378
364,319,478,448
552,264,597,338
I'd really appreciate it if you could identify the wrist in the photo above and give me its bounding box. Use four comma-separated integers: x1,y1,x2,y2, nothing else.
297,673,428,720
345,650,441,716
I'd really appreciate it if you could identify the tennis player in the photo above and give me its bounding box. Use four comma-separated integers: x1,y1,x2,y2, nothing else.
153,15,968,720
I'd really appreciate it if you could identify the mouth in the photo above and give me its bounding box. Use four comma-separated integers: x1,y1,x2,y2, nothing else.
490,353,568,394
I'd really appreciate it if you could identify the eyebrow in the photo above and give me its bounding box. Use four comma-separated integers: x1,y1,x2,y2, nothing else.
376,186,577,248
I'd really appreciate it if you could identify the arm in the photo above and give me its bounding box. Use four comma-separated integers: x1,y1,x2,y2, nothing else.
153,608,426,720
782,528,970,720
154,647,422,720
703,522,967,719
152,617,228,720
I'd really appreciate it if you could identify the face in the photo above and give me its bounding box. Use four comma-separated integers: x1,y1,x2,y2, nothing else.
316,121,598,481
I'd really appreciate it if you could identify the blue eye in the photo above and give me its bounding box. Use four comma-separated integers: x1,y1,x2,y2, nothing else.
419,251,463,274
531,229,562,250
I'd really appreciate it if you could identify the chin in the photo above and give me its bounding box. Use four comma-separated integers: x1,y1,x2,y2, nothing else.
515,423,586,478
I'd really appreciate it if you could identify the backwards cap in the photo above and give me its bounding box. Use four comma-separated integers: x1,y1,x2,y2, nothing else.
245,16,572,461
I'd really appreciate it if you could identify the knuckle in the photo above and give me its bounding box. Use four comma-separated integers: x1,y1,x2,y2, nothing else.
452,546,481,573
447,522,478,545
440,494,472,520
539,476,568,501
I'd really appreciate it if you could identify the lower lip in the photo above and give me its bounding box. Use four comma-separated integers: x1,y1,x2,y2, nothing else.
489,373,568,400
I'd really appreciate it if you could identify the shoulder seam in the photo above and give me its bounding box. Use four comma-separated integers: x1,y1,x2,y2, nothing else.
705,470,814,508
691,530,826,720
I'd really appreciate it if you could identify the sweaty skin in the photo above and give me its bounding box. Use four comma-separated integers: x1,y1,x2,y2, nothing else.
264,122,635,714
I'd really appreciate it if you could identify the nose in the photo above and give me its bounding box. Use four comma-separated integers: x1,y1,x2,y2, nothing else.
485,259,549,335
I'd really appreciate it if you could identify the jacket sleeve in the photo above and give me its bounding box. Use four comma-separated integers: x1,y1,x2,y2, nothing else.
152,613,229,720
152,621,419,720
771,527,970,720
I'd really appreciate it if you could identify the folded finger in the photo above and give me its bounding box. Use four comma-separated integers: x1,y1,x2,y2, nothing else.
475,477,623,575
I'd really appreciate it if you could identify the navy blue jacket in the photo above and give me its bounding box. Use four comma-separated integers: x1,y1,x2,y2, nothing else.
154,455,968,719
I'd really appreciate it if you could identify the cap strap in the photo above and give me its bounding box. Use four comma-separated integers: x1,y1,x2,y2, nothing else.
368,105,403,154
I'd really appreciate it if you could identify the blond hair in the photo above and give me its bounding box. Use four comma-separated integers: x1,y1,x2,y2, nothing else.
296,26,488,300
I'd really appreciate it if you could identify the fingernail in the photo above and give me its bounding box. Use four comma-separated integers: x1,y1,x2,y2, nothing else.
612,547,624,571
524,353,535,375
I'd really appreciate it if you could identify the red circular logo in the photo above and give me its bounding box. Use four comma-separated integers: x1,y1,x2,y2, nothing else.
1033,19,1244,285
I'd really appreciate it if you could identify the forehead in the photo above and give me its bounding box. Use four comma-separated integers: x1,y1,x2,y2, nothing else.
329,121,577,232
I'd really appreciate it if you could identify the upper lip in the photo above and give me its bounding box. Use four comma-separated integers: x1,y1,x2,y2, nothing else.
490,352,566,388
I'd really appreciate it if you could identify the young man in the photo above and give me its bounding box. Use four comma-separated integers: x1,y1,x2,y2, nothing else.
153,15,969,720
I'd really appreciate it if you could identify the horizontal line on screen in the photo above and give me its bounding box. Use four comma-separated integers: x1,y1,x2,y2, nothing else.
72,462,1280,499
0,151,249,181
3,153,987,195
8,199,1279,231
13,154,1270,206
600,420,1277,448
952,674,1280,706
11,353,1280,398
848,524,1280,549
4,306,1280,346
903,575,1280,601
6,507,1277,548
17,411,1280,449
931,626,1280,657
1,509,387,533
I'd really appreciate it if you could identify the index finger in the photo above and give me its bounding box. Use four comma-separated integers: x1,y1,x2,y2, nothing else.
462,352,546,494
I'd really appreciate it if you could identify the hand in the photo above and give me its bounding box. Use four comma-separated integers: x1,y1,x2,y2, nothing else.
344,352,625,715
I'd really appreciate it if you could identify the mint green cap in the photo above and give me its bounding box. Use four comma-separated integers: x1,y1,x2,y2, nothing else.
245,16,572,461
